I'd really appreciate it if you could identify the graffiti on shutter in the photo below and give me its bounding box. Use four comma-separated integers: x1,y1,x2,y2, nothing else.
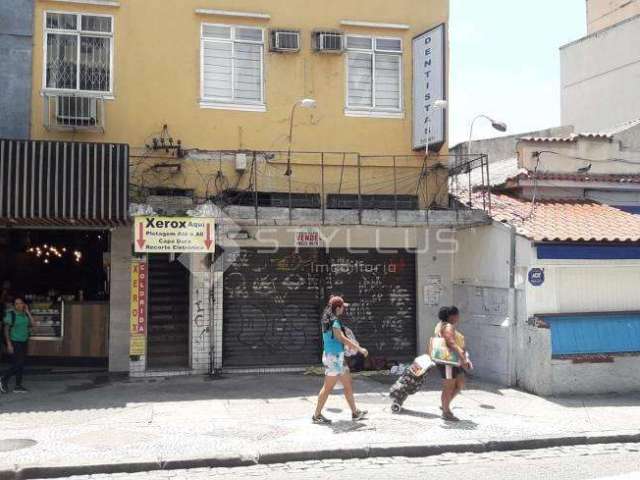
222,249,322,367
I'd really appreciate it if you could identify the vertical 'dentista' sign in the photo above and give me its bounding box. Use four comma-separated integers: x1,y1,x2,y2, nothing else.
413,24,446,151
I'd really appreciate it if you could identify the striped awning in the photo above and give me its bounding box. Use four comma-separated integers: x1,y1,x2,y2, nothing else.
0,139,129,226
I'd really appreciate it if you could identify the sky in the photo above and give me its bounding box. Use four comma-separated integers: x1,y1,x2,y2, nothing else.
449,0,586,146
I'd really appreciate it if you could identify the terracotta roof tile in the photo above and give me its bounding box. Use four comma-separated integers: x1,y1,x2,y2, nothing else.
479,194,640,242
510,171,640,184
520,133,613,143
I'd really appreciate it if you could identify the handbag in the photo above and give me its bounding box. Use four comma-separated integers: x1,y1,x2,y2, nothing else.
429,336,461,366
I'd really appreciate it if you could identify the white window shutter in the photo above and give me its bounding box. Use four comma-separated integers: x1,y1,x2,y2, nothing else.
233,43,262,102
201,25,264,104
203,41,233,100
374,54,401,109
348,52,373,107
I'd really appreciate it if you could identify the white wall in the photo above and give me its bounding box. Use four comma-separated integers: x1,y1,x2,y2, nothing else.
552,355,640,394
190,253,212,374
561,15,640,132
527,262,640,315
587,0,640,33
452,223,516,385
515,324,553,396
416,227,454,355
519,134,640,175
522,249,640,396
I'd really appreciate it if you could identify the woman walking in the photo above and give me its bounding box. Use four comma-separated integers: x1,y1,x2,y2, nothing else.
1,296,33,393
312,296,369,424
435,306,470,421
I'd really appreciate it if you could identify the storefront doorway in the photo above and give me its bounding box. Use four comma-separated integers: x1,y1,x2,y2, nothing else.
0,228,111,370
221,248,417,369
146,254,190,369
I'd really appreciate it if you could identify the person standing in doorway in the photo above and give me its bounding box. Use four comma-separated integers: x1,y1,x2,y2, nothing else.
435,306,470,421
1,296,33,393
313,296,369,424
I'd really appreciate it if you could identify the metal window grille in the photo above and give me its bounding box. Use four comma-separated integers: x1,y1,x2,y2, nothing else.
44,12,113,93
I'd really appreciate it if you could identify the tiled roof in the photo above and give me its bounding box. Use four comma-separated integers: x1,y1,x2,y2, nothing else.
480,193,640,242
508,171,640,185
520,118,640,143
450,157,524,194
599,117,640,136
520,133,613,143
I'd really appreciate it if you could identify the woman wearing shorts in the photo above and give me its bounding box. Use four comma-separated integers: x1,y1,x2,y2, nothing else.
435,306,470,422
312,296,369,424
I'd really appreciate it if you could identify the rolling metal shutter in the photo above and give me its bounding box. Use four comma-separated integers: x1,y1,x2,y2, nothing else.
327,249,416,362
222,247,417,368
0,139,129,226
222,248,322,367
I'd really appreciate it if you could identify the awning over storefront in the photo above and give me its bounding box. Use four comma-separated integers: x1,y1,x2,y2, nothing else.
0,139,129,227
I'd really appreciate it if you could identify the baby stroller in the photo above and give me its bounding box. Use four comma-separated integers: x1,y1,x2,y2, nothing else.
389,354,435,413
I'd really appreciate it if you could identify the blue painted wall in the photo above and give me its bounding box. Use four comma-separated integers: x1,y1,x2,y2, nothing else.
616,206,640,215
537,244,640,260
0,0,34,139
545,314,640,355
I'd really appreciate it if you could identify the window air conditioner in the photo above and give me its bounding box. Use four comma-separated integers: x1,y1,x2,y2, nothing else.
56,96,98,127
313,31,344,53
270,30,301,52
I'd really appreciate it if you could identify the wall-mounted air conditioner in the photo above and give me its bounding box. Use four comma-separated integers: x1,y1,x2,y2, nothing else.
270,30,301,52
56,95,98,127
313,31,344,53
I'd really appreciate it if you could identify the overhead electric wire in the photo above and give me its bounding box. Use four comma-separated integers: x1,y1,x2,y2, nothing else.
534,150,640,166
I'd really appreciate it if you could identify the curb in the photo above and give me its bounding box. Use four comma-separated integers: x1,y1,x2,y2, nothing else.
3,433,640,480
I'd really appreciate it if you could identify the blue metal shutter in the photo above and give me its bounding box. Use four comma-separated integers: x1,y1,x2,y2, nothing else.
544,314,640,355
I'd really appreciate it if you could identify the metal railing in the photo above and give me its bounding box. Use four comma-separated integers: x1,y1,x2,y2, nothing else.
134,150,493,225
448,153,492,213
43,92,106,132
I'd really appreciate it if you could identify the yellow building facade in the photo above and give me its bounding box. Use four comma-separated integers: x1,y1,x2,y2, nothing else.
31,0,449,206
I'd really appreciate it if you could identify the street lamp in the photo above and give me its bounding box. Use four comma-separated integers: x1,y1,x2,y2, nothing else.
467,114,508,156
285,98,317,176
425,99,448,153
464,114,506,213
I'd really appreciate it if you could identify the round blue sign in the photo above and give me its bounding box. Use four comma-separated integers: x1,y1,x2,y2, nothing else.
528,268,545,287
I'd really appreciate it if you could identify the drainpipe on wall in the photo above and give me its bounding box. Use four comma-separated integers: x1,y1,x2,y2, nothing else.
509,224,518,387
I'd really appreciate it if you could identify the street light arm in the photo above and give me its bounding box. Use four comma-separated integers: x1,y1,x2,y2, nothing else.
288,101,301,152
467,114,508,156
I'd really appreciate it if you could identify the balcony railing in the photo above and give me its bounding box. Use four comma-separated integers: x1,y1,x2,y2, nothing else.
43,92,105,133
133,151,493,226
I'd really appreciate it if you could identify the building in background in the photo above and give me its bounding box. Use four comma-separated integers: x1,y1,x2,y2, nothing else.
561,1,640,132
449,119,640,395
0,0,34,138
587,0,640,32
14,0,492,378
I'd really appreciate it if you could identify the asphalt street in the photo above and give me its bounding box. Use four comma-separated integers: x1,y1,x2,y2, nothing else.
34,442,640,480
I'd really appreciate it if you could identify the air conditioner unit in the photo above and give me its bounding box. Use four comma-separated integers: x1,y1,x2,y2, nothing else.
313,31,344,53
270,30,301,52
56,95,98,127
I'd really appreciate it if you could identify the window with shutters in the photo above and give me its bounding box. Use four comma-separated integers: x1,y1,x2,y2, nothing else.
43,11,113,94
345,35,403,118
200,24,266,112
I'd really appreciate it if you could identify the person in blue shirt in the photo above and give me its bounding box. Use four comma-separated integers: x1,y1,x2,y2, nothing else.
312,296,369,424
